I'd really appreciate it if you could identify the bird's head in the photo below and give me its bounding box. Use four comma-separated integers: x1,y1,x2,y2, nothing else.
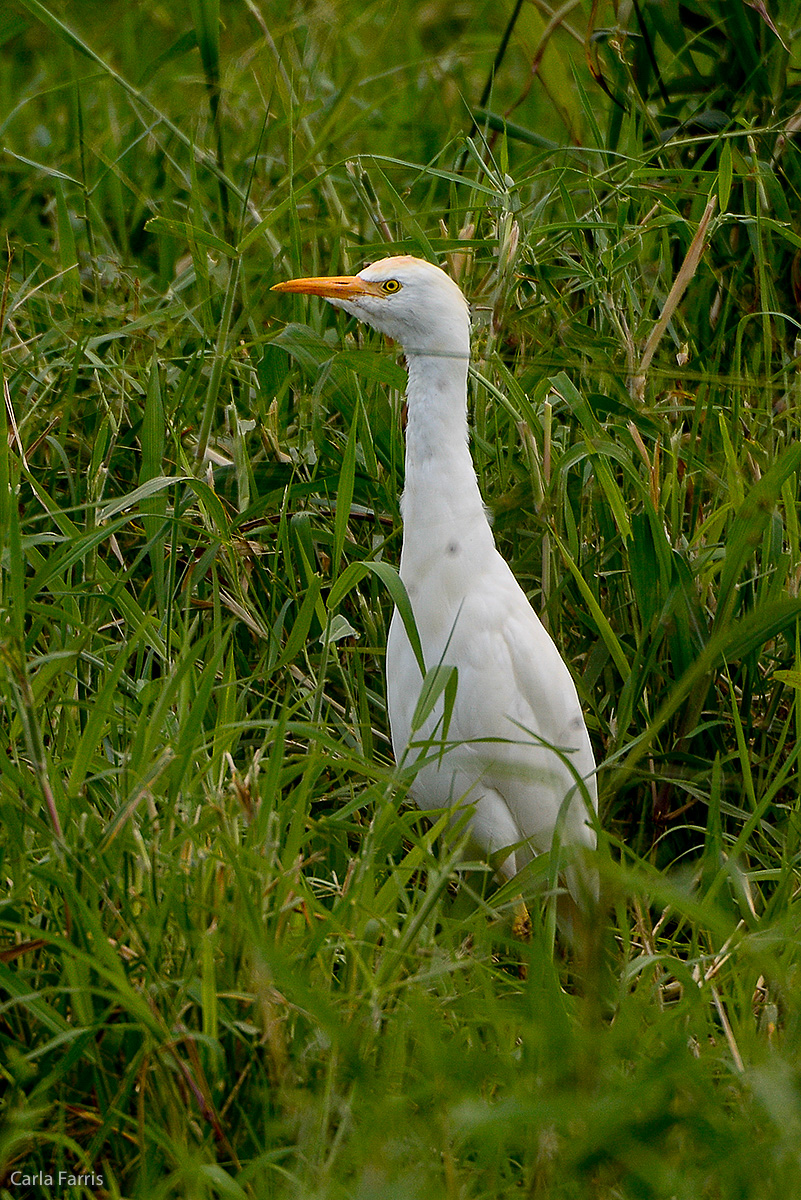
272,255,471,360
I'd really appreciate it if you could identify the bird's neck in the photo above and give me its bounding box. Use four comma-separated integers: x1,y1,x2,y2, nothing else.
400,351,491,543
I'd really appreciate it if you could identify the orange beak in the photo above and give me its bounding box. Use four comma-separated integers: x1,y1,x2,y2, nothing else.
271,274,382,300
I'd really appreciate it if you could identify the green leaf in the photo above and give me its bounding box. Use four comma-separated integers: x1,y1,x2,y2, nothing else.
67,623,146,797
98,476,182,522
168,636,228,802
716,442,801,630
718,139,733,212
774,668,801,689
327,559,425,678
188,0,220,85
322,613,360,644
621,597,801,775
333,411,358,576
145,215,236,258
589,446,632,542
553,531,631,681
55,180,79,307
410,663,458,734
139,356,167,605
273,576,324,671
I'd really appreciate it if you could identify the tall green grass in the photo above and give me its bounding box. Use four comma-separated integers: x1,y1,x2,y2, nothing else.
2,1,801,1196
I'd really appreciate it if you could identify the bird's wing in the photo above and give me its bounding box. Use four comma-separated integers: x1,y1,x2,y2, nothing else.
443,568,597,850
388,548,596,853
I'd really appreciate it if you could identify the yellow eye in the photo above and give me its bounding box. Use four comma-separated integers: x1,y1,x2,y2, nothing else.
381,279,402,294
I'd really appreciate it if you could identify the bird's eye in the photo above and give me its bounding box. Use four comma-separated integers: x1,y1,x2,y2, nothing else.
381,279,402,294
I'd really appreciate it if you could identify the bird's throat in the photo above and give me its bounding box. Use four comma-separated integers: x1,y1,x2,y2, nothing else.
400,352,490,547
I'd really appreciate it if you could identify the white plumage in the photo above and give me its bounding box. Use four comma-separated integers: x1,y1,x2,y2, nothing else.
273,255,597,902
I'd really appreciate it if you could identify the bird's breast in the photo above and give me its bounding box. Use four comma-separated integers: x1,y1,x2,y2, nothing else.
399,530,496,635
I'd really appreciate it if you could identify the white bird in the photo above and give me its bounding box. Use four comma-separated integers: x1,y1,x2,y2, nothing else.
273,255,597,909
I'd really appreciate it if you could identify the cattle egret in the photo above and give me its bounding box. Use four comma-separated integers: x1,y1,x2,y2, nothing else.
273,255,597,911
